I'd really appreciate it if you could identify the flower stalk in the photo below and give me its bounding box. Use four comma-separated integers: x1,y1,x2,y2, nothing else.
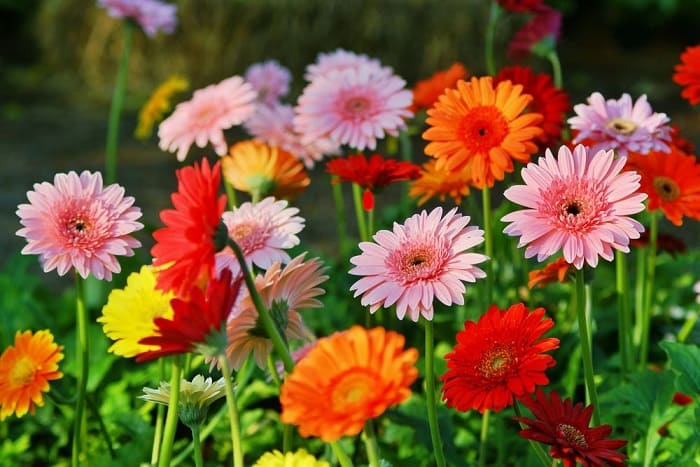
219,356,243,467
639,210,658,370
574,269,600,426
158,356,182,467
424,320,447,467
71,274,89,467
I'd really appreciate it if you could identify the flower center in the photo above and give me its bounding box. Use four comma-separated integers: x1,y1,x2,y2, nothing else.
540,177,610,234
457,105,509,154
195,103,219,126
329,368,376,409
652,176,680,202
557,423,588,448
386,241,447,286
564,201,582,216
344,96,371,116
606,118,637,135
227,221,269,255
477,345,515,380
10,357,36,387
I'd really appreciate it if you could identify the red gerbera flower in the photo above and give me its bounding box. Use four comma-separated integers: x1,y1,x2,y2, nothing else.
411,62,469,112
497,0,543,13
326,153,421,210
136,269,242,362
516,389,628,467
441,303,559,413
495,66,570,150
673,44,700,105
630,231,687,258
151,158,227,297
508,5,562,61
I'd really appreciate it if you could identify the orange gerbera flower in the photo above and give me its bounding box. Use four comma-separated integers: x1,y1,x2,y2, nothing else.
423,76,543,189
0,330,64,420
222,140,310,201
280,326,418,442
528,257,572,289
409,159,472,206
411,62,469,112
625,145,700,226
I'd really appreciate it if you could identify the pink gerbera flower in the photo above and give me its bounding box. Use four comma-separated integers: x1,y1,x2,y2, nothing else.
244,60,292,106
304,49,385,82
349,207,488,322
158,76,257,161
501,145,647,269
294,64,413,151
16,171,143,280
569,92,672,156
98,0,177,37
215,197,305,275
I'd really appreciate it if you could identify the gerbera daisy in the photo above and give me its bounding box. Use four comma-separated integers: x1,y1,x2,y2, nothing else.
569,92,672,156
135,74,189,140
527,257,572,289
244,60,292,106
304,48,384,82
409,159,473,206
0,330,64,420
98,265,174,358
151,158,227,297
349,207,488,322
141,374,226,427
326,153,421,210
497,0,543,12
222,140,310,201
280,326,418,442
254,449,329,467
630,231,687,258
16,171,143,281
158,76,257,161
501,145,647,269
423,76,543,189
411,62,469,112
215,197,305,276
98,0,177,37
624,145,700,226
673,44,700,105
294,64,413,151
507,5,562,60
516,389,628,467
669,124,695,154
226,254,327,370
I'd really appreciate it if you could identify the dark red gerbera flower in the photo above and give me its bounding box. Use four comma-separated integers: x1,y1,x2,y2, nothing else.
508,5,562,61
673,44,700,105
669,124,695,154
441,303,559,413
411,62,469,112
498,0,543,13
495,65,570,150
151,158,227,297
516,389,628,467
630,231,687,258
326,153,421,210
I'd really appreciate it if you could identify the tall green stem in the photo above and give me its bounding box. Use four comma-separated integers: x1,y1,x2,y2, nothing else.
158,356,182,467
633,246,647,356
105,22,133,184
330,441,353,467
482,186,494,307
362,421,381,467
72,274,89,467
478,409,490,467
639,211,658,370
425,321,447,467
219,356,243,467
331,177,351,260
546,50,563,89
574,269,600,425
615,251,632,379
352,183,369,242
190,425,204,467
484,1,501,75
224,181,237,209
399,130,414,216
367,207,375,241
150,359,166,465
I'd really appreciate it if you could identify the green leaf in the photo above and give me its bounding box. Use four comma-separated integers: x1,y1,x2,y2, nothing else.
660,341,700,397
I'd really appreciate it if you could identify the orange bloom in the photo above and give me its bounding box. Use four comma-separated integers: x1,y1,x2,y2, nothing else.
423,76,543,189
409,159,472,206
280,326,418,442
0,330,64,420
222,140,310,201
528,257,572,289
625,145,700,226
412,62,469,112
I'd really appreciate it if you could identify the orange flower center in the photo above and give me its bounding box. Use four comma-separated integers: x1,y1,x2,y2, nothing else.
230,223,253,240
557,423,588,448
10,357,37,387
653,176,680,202
606,118,638,135
457,105,509,154
477,345,515,379
329,368,376,409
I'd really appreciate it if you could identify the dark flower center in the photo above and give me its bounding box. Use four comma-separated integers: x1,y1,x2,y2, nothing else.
565,202,581,216
557,423,588,448
652,176,680,202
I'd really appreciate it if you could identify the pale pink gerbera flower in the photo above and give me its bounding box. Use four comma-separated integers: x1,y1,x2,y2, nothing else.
226,254,328,370
349,207,488,322
294,64,413,151
304,48,385,82
569,92,672,156
501,145,647,269
244,60,291,106
98,0,177,37
16,171,143,280
158,76,257,161
215,197,305,275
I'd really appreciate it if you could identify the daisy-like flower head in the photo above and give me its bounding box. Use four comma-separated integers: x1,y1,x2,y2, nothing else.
625,145,700,226
152,158,227,297
442,303,559,413
497,0,543,12
409,159,473,207
226,253,328,370
423,76,543,189
98,265,174,358
507,5,562,60
516,389,628,467
135,74,189,140
0,330,64,421
673,44,700,105
98,0,177,37
411,62,469,113
158,76,257,161
215,197,305,276
244,60,292,106
528,257,572,289
304,48,385,82
16,171,143,281
349,206,488,322
502,145,647,269
569,92,672,156
294,64,413,151
254,448,329,467
280,326,418,442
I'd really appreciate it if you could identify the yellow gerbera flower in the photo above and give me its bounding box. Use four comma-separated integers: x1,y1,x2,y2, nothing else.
135,75,189,140
253,449,329,467
409,159,472,206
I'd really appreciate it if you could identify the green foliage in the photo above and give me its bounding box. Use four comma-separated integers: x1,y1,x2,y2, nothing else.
661,341,700,397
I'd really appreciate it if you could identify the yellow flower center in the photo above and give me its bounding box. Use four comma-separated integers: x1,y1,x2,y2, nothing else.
10,357,37,387
330,369,376,409
652,176,680,202
557,423,588,448
606,118,637,135
477,345,515,379
230,223,253,240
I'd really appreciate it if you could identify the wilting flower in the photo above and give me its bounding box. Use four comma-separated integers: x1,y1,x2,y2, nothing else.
423,76,543,189
0,330,64,421
245,60,291,106
442,303,559,413
222,140,310,201
280,326,418,442
516,389,628,467
673,44,700,105
349,207,487,322
630,231,687,258
625,145,700,226
508,5,562,60
141,374,226,427
152,158,227,297
98,0,177,37
409,160,473,206
326,153,421,210
98,265,174,358
304,48,384,82
159,76,257,161
253,449,329,467
528,257,572,289
569,92,672,156
498,0,543,12
16,171,143,281
411,62,469,112
135,75,189,140
502,145,647,269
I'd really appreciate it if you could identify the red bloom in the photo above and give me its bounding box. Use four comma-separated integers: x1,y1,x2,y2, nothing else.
136,269,242,362
441,303,559,413
151,158,227,297
411,62,469,112
517,389,628,467
498,0,543,12
630,231,687,258
672,392,693,406
670,124,695,154
673,44,700,105
508,5,562,60
495,65,570,150
528,257,572,289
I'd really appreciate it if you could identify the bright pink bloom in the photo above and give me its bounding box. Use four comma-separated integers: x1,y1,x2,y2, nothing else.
304,49,385,82
158,76,257,161
98,0,177,36
508,5,562,60
349,207,488,322
16,171,143,280
502,145,647,269
244,60,291,106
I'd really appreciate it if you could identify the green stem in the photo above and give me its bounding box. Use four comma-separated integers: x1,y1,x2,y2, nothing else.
678,312,697,343
151,359,166,465
615,251,632,379
574,269,600,425
546,50,563,89
330,441,353,467
513,401,552,467
224,180,238,209
482,186,494,307
362,421,382,467
331,177,352,260
640,211,658,370
352,183,369,242
266,354,293,452
219,356,243,467
633,245,647,356
158,356,182,467
105,21,133,184
71,274,89,467
399,130,413,217
485,1,501,76
367,207,375,240
425,321,447,467
190,425,204,467
478,410,490,467
86,395,115,459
